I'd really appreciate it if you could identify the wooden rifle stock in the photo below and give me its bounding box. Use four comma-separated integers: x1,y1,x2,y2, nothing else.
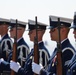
34,16,39,75
56,18,63,75
11,19,17,75
56,44,63,75
34,37,39,64
11,38,17,75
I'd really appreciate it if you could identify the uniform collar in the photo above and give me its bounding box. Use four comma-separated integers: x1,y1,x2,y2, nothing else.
1,34,8,40
17,37,23,42
61,38,68,44
38,41,43,44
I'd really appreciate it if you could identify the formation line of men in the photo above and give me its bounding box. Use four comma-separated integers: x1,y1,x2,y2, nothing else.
0,12,76,75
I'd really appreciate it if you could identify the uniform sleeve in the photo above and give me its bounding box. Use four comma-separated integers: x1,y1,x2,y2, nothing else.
1,39,13,61
62,48,75,75
17,67,33,75
40,69,50,75
62,48,74,66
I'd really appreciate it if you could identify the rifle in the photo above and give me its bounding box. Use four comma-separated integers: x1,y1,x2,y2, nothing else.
56,18,63,75
34,16,39,75
11,19,17,75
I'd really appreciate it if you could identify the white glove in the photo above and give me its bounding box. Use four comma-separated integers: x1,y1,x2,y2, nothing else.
10,60,21,72
0,58,4,64
32,62,43,74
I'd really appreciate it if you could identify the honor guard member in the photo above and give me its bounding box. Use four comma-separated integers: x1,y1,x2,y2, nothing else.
0,18,13,61
28,19,50,67
9,19,50,75
9,19,30,67
0,19,30,75
32,15,76,75
66,12,76,75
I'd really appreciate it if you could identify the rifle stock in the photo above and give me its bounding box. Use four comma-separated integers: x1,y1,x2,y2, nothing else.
34,37,39,64
11,19,17,75
11,40,17,75
34,16,39,75
56,18,63,75
56,44,63,75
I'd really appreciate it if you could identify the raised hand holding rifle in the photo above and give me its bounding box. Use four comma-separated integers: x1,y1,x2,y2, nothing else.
11,19,17,75
56,18,63,75
33,16,39,75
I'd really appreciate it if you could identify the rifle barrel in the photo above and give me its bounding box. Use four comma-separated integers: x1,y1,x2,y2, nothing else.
34,16,39,75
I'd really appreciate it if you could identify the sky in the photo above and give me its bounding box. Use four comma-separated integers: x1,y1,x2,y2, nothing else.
0,0,76,55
